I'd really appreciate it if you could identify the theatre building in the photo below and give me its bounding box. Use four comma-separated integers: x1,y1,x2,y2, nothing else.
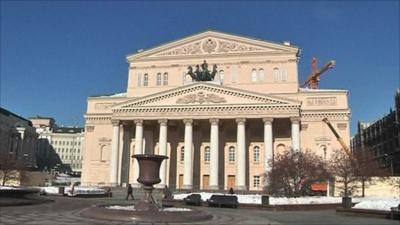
81,30,351,191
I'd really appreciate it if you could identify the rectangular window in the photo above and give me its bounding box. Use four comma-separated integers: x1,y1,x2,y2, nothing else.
253,176,260,188
253,147,260,162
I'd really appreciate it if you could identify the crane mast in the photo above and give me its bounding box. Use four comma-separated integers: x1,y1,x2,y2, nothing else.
322,118,352,157
301,57,336,89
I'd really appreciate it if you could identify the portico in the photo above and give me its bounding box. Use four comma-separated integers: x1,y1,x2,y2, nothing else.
104,82,302,190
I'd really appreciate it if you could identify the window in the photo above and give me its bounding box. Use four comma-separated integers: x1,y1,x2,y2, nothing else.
320,145,327,159
274,68,288,82
251,69,257,81
137,73,142,86
228,146,235,162
253,176,261,188
258,69,265,81
163,72,168,85
204,146,210,162
143,73,149,86
180,146,185,161
156,73,162,86
253,146,260,162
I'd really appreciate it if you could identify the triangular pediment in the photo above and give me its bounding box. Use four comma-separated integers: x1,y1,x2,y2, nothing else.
127,30,299,61
113,82,301,110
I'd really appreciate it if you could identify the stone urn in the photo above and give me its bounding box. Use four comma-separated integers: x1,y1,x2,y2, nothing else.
132,154,168,211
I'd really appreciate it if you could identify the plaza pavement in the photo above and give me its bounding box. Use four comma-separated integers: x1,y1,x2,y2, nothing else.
0,193,398,225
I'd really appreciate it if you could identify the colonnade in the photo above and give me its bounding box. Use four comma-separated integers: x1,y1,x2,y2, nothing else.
109,117,301,189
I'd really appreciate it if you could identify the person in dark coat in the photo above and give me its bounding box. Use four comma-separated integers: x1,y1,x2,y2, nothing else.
126,184,134,200
229,187,235,195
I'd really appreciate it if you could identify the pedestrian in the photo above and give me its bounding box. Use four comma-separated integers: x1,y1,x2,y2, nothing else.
229,187,234,195
126,184,134,200
163,185,172,200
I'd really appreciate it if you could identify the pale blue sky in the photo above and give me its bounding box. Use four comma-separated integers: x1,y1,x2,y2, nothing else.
1,1,399,134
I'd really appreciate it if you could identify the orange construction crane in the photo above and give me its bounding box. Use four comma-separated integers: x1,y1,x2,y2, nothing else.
301,57,336,89
322,118,352,157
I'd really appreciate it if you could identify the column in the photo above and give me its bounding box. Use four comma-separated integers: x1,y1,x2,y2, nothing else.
236,118,246,190
263,117,274,173
132,119,143,187
110,120,120,186
183,119,193,190
158,119,168,188
291,117,301,151
209,118,219,190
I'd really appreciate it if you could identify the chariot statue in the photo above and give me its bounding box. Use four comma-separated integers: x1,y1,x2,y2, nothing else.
187,60,218,82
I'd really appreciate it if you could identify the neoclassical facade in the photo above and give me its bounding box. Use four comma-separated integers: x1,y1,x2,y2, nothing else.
81,31,350,191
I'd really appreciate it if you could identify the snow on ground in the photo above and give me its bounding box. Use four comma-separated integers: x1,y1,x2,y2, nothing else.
104,205,191,212
353,197,400,211
40,186,106,195
0,186,20,190
106,205,136,211
162,207,192,212
173,192,343,205
173,192,399,207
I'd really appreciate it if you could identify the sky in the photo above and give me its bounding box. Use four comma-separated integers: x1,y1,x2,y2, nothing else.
1,1,399,135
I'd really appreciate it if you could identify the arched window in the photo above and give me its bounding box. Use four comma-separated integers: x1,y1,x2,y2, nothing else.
258,69,265,81
163,72,168,85
228,146,235,162
320,145,327,159
274,68,288,82
156,73,162,86
143,73,149,86
180,146,185,161
137,73,142,87
276,143,286,153
251,69,258,81
253,146,260,162
273,68,280,81
204,146,210,162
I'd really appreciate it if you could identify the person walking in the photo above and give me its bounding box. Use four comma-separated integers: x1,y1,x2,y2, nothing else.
126,184,134,200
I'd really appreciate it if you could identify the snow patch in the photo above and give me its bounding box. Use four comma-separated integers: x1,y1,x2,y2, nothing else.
0,186,20,190
106,205,136,211
353,197,399,211
162,207,192,212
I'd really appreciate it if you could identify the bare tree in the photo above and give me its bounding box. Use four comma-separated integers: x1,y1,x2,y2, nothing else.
329,149,390,197
353,150,390,197
0,153,24,186
265,149,331,197
329,149,358,197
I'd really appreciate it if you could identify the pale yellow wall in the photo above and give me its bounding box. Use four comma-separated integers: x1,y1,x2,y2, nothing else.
334,177,400,197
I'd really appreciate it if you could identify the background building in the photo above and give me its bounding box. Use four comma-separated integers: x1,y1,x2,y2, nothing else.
351,90,400,176
82,30,351,191
30,117,84,174
0,107,38,169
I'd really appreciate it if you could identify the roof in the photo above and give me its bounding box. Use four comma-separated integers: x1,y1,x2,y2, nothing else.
29,115,55,120
0,107,33,126
53,127,84,134
127,29,300,59
89,92,127,98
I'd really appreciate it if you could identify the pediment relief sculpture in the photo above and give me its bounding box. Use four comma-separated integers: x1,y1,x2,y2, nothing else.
154,38,265,57
176,91,227,104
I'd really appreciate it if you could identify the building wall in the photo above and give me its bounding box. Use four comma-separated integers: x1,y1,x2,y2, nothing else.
351,91,400,176
0,107,38,169
81,31,351,190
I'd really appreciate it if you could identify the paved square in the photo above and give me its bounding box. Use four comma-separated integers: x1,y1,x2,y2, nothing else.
0,196,398,225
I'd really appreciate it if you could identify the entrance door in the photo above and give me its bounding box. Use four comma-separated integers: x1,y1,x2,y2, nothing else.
178,174,184,189
202,175,210,190
227,175,235,189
